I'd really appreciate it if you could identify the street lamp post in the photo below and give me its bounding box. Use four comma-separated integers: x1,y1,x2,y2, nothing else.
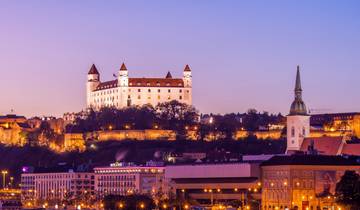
1,170,8,189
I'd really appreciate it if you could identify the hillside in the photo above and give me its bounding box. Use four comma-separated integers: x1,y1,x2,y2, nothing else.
0,139,286,185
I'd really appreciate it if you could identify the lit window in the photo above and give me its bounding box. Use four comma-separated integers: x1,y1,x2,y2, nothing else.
138,95,141,99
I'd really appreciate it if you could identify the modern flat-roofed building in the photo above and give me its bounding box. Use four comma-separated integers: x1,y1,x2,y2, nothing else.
20,165,94,207
94,162,165,197
165,161,262,207
261,155,360,210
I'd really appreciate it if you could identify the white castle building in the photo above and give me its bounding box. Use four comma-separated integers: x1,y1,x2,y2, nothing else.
86,63,192,109
286,66,310,152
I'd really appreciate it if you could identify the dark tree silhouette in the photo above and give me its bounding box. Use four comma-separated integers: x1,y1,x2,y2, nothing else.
335,170,360,210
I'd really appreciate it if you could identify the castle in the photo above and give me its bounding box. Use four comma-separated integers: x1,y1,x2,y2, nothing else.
86,63,192,109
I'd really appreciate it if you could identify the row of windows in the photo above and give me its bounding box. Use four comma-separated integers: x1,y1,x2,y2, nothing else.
93,88,189,97
93,95,184,104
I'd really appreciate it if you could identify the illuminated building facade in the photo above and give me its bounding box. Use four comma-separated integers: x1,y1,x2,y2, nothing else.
20,166,94,205
261,155,360,210
86,63,192,109
165,162,262,206
94,162,165,196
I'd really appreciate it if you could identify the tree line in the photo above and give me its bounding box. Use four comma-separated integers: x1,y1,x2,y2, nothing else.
65,101,284,141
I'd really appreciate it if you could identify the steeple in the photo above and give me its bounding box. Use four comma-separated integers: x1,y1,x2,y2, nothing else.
289,65,307,115
88,64,99,75
295,65,302,92
166,71,172,79
120,63,127,71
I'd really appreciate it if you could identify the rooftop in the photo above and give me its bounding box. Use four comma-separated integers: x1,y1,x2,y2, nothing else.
261,155,360,166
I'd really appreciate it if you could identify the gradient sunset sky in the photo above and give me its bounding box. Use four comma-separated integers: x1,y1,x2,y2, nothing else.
0,1,359,117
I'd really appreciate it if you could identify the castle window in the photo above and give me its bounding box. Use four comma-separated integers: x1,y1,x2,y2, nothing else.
291,127,295,137
179,96,182,100
187,90,190,93
158,89,161,93
148,89,151,93
138,95,141,99
147,96,151,100
157,95,160,100
138,89,141,92
168,89,171,93
302,127,306,136
179,89,182,93
168,96,171,100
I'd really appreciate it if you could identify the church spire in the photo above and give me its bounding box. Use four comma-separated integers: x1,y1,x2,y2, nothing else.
289,65,307,115
295,65,302,92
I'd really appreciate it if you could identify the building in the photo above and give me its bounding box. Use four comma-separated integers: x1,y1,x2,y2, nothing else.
94,162,165,197
310,112,360,138
86,63,192,109
0,114,33,146
261,155,360,210
298,136,360,156
165,161,262,207
21,165,94,207
286,66,310,152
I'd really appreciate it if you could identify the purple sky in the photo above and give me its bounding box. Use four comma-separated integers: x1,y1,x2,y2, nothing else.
0,1,359,117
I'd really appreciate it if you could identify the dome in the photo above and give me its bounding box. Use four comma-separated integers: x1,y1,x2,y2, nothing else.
290,99,307,115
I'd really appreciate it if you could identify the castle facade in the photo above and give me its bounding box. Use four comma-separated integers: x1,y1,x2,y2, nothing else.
86,63,192,109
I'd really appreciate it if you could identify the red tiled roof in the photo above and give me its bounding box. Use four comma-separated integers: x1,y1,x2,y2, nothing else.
95,80,117,91
129,78,184,87
300,136,344,155
184,64,191,72
120,63,127,71
165,71,172,79
341,144,360,156
94,78,184,91
88,64,100,75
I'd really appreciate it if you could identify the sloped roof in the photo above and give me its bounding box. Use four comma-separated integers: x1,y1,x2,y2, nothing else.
341,144,360,156
184,64,191,72
261,155,360,166
300,136,344,155
88,64,99,75
166,71,172,78
120,63,127,71
94,78,184,91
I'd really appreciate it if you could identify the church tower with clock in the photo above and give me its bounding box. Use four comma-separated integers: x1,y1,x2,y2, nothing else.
286,65,310,152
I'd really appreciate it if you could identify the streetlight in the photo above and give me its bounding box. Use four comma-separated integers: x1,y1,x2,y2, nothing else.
119,202,124,208
1,170,8,189
162,204,168,209
140,203,145,209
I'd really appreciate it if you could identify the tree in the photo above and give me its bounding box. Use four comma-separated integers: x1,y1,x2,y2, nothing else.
335,170,360,210
156,100,199,140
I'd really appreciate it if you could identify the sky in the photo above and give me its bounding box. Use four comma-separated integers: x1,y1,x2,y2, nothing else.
0,0,359,117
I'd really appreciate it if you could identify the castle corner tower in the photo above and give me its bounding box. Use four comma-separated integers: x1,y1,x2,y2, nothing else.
286,65,310,152
86,64,100,108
